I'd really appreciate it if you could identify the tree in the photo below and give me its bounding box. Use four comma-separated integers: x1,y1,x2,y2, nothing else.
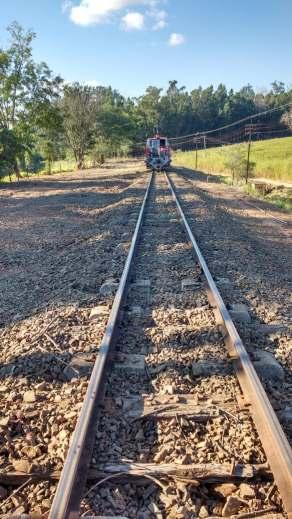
271,81,285,95
60,84,100,169
26,152,45,175
0,22,62,130
0,22,62,178
0,128,23,181
224,145,255,184
0,23,35,130
281,108,292,130
135,86,162,138
36,103,64,173
98,106,135,147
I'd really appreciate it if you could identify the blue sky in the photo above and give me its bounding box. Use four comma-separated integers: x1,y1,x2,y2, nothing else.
1,0,292,97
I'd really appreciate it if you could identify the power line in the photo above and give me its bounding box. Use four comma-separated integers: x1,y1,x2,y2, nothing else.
171,138,200,147
168,101,292,142
170,128,292,150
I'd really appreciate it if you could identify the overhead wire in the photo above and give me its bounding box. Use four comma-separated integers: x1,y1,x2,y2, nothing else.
132,101,292,152
168,101,292,142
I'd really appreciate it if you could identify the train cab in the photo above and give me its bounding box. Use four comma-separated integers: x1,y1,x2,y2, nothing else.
145,135,171,171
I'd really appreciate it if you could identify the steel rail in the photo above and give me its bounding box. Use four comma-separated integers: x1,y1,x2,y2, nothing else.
165,171,292,518
49,173,153,519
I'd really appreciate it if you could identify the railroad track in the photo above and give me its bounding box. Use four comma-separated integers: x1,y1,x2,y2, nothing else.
47,171,292,518
1,170,291,517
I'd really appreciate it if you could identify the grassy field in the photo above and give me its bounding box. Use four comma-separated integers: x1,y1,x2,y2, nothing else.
0,159,85,183
174,136,292,183
0,157,130,183
174,136,292,211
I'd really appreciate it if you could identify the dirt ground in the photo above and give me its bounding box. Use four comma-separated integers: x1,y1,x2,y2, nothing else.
0,161,148,326
170,166,292,438
0,160,291,515
0,160,149,515
170,166,291,350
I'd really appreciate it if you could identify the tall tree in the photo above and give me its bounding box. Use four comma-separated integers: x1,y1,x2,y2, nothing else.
135,86,162,138
0,22,62,177
0,22,62,130
60,83,100,169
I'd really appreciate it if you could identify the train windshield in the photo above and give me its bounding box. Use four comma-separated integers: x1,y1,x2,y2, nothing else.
148,138,168,148
148,139,160,148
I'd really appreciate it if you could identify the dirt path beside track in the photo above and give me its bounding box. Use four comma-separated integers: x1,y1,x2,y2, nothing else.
0,161,147,326
0,161,149,516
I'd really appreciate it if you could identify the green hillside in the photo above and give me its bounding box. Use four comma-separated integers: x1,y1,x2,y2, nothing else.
174,136,292,183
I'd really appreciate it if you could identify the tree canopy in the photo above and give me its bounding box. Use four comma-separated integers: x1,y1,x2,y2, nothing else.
1,22,292,179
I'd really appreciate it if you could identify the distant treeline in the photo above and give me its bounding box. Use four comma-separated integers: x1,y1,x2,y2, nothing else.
1,22,292,179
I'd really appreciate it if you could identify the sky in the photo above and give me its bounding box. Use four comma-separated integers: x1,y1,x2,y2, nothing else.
1,0,292,97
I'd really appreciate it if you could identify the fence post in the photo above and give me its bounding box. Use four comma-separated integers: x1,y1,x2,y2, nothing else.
245,124,252,184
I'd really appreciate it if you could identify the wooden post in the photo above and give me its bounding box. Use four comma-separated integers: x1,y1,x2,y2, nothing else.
246,124,252,184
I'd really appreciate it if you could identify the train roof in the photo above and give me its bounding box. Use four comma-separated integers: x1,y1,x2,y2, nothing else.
147,135,169,141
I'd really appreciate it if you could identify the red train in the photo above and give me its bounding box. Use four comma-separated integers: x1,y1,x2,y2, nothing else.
145,135,172,172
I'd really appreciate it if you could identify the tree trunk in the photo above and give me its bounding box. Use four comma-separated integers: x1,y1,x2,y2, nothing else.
77,157,85,170
14,161,21,182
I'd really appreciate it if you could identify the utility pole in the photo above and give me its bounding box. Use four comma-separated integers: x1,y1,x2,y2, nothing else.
194,133,199,170
246,123,252,184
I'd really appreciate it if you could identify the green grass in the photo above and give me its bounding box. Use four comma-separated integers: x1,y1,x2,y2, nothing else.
174,136,292,183
244,183,292,211
0,159,90,184
174,136,292,212
267,193,292,211
0,156,128,184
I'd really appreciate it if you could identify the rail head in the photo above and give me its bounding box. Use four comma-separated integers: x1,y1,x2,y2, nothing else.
49,173,153,519
165,171,292,519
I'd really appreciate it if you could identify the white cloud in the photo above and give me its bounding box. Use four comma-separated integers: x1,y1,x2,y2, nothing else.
150,9,167,30
68,0,155,26
154,19,167,29
121,12,145,30
168,32,185,46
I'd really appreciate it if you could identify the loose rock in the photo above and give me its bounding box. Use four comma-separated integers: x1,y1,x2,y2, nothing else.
23,390,37,403
230,303,251,324
239,483,256,499
253,350,285,382
100,279,119,297
89,305,109,320
214,483,237,498
222,495,248,517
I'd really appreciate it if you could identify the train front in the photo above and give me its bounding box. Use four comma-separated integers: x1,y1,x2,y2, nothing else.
145,135,171,172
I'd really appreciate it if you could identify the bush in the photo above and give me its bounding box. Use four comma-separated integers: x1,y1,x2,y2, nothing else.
26,153,45,174
224,145,255,184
